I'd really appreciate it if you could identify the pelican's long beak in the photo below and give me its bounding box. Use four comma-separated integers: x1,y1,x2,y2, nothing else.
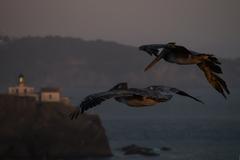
144,56,162,72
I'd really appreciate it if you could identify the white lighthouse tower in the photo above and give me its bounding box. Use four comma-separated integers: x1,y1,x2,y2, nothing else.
8,74,38,99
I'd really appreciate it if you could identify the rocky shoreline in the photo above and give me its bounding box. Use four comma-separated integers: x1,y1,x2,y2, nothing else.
0,94,112,159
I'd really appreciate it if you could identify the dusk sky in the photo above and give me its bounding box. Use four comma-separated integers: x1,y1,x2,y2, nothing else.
0,0,239,57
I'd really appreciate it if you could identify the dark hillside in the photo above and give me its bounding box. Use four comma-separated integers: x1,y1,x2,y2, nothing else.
0,36,239,89
0,94,112,159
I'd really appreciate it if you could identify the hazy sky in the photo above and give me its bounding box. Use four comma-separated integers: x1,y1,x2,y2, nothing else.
0,0,240,57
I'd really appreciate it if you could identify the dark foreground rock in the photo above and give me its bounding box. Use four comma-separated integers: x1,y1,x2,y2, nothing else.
0,94,112,159
161,146,172,151
121,144,160,156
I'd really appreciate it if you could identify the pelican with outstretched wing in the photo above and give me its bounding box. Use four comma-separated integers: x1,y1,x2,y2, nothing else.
69,82,203,119
139,42,230,98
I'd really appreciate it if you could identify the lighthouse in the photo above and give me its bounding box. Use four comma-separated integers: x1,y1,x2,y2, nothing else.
8,74,37,99
18,74,25,87
7,74,70,104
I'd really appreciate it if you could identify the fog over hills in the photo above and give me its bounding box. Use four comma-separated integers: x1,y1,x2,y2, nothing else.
0,36,239,91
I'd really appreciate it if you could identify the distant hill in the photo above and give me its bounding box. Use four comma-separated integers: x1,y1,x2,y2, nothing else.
0,36,239,90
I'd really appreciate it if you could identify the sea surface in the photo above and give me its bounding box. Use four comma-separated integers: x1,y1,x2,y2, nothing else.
66,87,240,160
103,118,240,160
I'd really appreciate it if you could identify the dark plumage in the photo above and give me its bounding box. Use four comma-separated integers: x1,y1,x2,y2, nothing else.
69,82,203,119
139,42,230,98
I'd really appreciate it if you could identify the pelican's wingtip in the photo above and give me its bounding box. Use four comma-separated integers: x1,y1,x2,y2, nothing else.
144,68,148,72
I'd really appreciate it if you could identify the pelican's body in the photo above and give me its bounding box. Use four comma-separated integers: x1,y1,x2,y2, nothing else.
139,43,230,98
69,82,203,119
140,43,210,65
163,50,196,64
116,96,163,107
113,87,171,107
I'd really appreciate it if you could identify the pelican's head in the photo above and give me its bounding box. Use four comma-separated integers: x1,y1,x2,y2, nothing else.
139,45,160,56
146,86,159,91
167,42,176,48
109,82,128,91
146,85,165,92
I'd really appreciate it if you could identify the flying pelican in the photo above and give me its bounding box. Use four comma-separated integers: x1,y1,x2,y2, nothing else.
139,42,230,98
69,82,203,119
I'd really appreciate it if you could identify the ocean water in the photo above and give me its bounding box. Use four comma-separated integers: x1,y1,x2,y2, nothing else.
101,118,240,160
68,88,240,160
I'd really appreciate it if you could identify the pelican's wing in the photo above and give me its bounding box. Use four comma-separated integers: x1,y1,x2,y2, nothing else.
69,91,120,119
197,62,230,98
69,89,143,119
169,87,204,104
146,86,204,104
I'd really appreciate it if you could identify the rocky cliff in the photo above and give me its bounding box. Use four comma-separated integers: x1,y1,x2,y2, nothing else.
0,94,112,159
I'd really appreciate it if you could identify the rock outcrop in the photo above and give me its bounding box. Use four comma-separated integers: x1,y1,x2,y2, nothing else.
0,94,112,159
121,144,160,156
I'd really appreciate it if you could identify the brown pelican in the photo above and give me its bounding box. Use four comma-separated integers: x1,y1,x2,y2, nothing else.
139,42,230,98
69,82,203,119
